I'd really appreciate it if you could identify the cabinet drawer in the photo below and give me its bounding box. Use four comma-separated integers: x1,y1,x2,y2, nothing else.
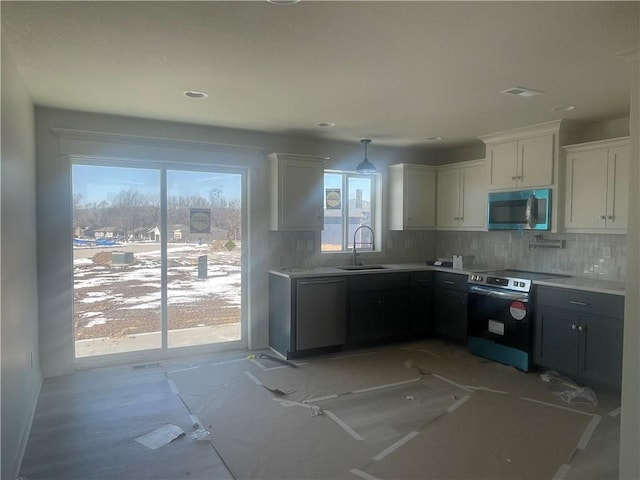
349,273,410,292
536,286,624,318
434,272,467,291
410,270,434,287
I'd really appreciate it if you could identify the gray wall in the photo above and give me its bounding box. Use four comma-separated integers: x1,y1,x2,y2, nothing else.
619,50,639,479
1,41,42,479
34,106,430,378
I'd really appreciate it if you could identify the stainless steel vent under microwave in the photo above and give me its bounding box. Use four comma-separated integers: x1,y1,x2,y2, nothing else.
487,188,551,230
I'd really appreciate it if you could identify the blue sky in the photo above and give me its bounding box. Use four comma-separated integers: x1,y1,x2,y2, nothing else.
73,165,241,205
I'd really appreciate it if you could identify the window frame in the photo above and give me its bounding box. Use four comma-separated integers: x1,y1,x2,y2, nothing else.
321,169,380,255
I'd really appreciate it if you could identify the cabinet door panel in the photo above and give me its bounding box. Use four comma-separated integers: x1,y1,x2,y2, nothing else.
579,313,623,388
488,141,518,189
296,278,346,350
534,306,579,376
410,287,433,337
565,149,608,229
436,169,461,227
280,159,323,229
349,292,383,343
433,289,467,341
460,164,486,228
381,289,410,337
406,167,437,228
607,146,629,231
518,134,553,188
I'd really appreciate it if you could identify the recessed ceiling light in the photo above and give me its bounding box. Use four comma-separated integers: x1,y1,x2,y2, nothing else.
500,86,544,98
552,105,576,112
317,122,336,128
427,136,444,141
183,90,208,99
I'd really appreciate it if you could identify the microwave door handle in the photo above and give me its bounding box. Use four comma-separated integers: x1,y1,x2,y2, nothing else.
526,195,538,228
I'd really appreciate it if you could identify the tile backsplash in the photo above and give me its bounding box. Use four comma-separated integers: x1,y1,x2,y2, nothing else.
270,229,626,283
434,231,626,282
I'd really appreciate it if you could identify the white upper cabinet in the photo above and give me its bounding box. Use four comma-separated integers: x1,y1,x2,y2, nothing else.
268,153,326,231
388,164,437,230
481,120,561,190
563,138,629,233
436,160,486,230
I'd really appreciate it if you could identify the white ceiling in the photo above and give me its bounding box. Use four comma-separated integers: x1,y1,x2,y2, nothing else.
2,1,638,148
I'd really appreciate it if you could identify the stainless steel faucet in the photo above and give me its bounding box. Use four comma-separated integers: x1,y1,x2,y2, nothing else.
352,225,375,265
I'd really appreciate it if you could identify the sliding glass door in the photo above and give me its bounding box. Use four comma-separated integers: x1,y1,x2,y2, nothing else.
72,162,243,359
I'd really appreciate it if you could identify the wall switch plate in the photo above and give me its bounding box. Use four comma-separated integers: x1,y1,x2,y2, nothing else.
602,247,611,259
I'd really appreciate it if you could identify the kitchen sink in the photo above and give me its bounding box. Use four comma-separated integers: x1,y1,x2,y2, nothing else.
335,265,389,271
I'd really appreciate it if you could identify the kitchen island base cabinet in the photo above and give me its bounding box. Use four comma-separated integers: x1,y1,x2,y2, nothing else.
269,273,346,359
534,286,624,389
432,272,468,343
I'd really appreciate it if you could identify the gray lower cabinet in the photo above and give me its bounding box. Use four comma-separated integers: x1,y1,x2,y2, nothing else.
269,273,346,358
409,270,434,337
348,273,411,344
534,286,624,389
432,271,468,342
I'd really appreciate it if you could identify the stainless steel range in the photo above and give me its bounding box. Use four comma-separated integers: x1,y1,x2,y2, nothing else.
467,269,570,371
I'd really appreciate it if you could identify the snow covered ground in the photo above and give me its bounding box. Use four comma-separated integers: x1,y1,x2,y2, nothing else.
73,242,242,347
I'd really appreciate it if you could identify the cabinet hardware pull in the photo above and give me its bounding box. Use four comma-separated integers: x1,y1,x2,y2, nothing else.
607,215,614,220
571,324,577,330
569,300,589,306
511,176,517,180
600,215,607,219
578,326,584,332
416,279,431,284
442,280,455,285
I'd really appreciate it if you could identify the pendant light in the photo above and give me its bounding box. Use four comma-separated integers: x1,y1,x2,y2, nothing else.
355,139,377,174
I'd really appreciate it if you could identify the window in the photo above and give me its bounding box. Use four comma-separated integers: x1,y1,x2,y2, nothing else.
321,171,377,252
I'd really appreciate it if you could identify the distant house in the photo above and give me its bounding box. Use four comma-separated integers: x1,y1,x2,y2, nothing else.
132,226,160,241
170,224,228,243
93,226,125,240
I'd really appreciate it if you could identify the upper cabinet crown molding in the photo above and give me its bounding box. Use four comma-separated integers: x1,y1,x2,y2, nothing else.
562,136,630,152
268,152,327,231
478,120,563,144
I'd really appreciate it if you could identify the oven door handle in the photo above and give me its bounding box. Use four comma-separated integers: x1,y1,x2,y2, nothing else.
468,284,529,302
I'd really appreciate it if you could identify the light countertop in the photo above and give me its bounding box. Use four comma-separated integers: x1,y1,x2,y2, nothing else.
269,263,625,296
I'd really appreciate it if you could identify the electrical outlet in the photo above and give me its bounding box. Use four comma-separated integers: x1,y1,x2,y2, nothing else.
602,247,611,259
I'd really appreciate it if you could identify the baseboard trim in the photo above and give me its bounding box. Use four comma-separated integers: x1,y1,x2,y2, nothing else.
10,371,42,480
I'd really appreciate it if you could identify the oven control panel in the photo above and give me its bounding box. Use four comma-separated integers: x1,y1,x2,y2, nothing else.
467,273,532,293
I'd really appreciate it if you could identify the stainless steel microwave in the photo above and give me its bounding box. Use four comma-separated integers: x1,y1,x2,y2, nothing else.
487,188,551,230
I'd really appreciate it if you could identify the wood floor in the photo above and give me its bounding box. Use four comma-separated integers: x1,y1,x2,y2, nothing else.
19,344,621,480
19,354,237,480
